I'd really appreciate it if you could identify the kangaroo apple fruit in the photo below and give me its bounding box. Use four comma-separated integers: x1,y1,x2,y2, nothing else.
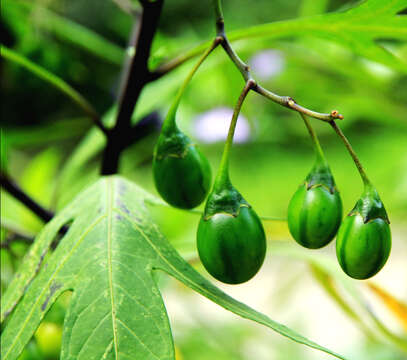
153,126,211,209
197,182,266,284
288,162,342,249
336,185,391,280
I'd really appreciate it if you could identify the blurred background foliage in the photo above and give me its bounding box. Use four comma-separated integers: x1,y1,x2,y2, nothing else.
1,0,407,359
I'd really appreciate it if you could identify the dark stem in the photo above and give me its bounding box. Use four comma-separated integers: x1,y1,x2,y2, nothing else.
1,234,34,249
0,172,54,223
101,0,164,175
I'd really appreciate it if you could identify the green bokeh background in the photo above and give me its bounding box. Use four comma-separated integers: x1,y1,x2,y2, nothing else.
1,0,406,359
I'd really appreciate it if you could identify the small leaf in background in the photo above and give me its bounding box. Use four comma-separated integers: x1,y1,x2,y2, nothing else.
228,0,407,73
310,263,378,341
3,0,125,66
367,282,407,332
299,0,329,17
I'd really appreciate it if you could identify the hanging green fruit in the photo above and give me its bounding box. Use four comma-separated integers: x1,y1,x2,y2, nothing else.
330,121,391,280
288,114,342,249
197,181,266,284
336,185,391,280
152,42,219,209
197,80,266,284
153,126,211,209
288,162,342,249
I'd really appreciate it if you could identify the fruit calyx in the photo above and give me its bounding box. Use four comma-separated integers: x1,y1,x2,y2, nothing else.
349,185,390,224
305,160,337,194
203,181,249,220
154,127,193,160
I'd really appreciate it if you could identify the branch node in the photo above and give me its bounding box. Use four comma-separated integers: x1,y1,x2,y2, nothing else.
247,78,257,89
215,36,224,45
330,110,344,120
287,99,295,107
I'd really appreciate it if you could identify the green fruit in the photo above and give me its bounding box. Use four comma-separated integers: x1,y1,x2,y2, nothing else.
153,127,211,209
34,322,63,359
336,186,391,280
287,163,342,249
197,183,266,284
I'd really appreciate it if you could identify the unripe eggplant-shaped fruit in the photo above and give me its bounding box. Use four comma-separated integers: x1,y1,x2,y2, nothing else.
288,162,342,249
336,185,391,280
197,182,266,284
153,126,211,209
34,322,63,359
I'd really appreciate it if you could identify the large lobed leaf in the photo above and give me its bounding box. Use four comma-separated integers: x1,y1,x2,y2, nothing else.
1,176,347,360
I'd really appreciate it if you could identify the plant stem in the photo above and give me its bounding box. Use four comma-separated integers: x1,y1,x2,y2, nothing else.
162,38,221,134
220,36,251,81
152,29,344,122
329,121,371,187
1,45,107,135
300,113,325,163
101,0,164,175
0,172,54,223
255,85,341,122
212,0,224,34
214,80,255,189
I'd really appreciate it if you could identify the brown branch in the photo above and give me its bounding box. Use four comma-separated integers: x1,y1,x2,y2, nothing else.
101,0,164,175
0,172,54,223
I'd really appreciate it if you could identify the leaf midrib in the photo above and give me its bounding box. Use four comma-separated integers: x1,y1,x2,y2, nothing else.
106,178,119,358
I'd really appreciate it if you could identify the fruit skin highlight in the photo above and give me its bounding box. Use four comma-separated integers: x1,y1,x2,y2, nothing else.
34,322,63,359
197,183,266,284
336,185,391,280
288,162,342,249
153,127,211,209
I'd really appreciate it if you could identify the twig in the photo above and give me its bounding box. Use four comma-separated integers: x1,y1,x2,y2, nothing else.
101,0,164,175
1,234,34,249
218,33,343,122
0,173,71,249
0,172,54,223
152,1,344,122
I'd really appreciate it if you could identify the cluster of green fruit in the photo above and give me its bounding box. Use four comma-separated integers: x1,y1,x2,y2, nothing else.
287,151,391,280
152,51,391,285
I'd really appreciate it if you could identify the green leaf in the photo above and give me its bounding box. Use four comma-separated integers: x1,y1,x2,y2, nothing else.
4,118,90,148
1,45,98,120
230,0,407,72
1,176,346,360
3,0,124,66
169,0,407,74
299,0,330,17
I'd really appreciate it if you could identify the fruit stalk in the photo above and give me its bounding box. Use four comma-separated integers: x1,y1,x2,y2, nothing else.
330,120,371,187
212,0,224,24
162,38,221,134
214,80,255,189
300,113,325,164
